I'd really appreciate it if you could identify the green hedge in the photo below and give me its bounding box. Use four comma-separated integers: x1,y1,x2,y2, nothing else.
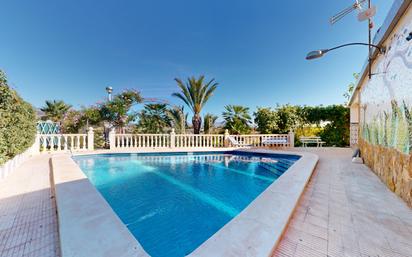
0,71,37,165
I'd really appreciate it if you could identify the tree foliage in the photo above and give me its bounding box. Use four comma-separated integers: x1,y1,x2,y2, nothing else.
167,106,188,134
0,70,37,164
172,76,218,134
254,105,302,134
60,110,83,133
304,105,350,146
254,104,349,146
137,104,171,134
40,100,72,123
203,113,218,134
99,89,143,129
222,105,251,134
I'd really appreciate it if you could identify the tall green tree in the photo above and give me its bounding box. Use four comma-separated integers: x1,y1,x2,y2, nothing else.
40,100,72,123
203,113,218,134
222,105,251,134
273,104,302,133
81,106,102,127
167,106,188,134
254,107,280,134
254,105,302,134
100,89,143,131
172,76,218,134
137,104,171,133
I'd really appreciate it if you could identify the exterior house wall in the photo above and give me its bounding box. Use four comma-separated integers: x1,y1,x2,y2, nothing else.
352,1,412,206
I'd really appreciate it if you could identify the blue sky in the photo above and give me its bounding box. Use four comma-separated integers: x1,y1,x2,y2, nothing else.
0,0,394,117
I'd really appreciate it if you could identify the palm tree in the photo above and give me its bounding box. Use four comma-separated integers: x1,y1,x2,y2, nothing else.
167,106,188,134
204,113,218,134
137,104,171,133
40,100,72,123
222,105,252,134
172,76,218,134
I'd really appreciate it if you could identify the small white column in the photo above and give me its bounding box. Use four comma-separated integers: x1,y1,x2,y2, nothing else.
288,131,295,148
109,128,116,150
170,129,176,148
224,129,230,147
87,127,94,151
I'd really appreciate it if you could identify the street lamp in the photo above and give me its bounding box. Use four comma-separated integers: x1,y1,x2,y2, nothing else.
306,43,385,60
105,86,113,101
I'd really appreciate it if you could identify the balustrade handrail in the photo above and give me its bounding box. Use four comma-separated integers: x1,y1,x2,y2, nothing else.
231,134,288,137
39,133,87,137
109,130,294,149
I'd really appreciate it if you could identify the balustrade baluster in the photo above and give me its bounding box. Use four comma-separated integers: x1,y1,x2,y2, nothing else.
69,136,74,150
57,136,61,151
82,136,86,150
76,136,80,150
41,136,46,151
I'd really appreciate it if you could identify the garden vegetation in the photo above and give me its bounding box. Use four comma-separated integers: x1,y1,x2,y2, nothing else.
2,71,349,151
0,70,37,165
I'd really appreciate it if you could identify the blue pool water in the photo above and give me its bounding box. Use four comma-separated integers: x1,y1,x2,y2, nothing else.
73,151,299,257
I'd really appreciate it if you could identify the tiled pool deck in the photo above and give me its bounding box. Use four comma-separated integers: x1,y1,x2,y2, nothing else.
0,148,411,257
0,155,60,257
273,148,412,257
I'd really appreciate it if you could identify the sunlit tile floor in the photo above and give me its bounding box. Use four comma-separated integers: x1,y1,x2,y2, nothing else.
1,148,411,257
0,156,60,257
273,148,412,257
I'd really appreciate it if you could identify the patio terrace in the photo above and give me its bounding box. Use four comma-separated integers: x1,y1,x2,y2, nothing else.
0,148,411,257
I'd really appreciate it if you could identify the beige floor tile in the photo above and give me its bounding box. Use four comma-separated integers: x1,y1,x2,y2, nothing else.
272,148,412,257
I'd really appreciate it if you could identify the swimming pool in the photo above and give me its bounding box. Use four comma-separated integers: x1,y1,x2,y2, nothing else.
74,151,299,257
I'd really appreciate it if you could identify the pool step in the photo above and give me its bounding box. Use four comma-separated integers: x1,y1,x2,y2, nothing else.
259,159,294,177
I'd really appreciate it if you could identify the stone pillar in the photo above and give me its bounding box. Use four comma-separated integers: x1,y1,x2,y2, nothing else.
87,127,94,151
224,129,230,147
109,128,116,150
170,129,176,148
288,131,295,148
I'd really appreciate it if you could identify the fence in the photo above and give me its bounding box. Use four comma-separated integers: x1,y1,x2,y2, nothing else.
109,129,294,150
36,127,94,153
32,127,294,152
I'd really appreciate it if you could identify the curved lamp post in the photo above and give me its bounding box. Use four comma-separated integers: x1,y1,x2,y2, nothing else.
306,43,385,60
306,42,385,79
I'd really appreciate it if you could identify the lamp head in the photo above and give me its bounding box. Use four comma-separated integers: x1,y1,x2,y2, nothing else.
306,49,329,60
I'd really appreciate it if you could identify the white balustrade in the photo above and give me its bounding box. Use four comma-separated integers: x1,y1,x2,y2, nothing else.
37,127,94,153
109,130,294,149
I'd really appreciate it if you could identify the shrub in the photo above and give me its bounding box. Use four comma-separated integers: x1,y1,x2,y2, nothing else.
0,71,37,165
254,104,350,147
93,127,106,149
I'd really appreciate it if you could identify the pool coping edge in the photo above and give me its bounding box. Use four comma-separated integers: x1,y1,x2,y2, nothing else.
51,154,150,257
53,148,318,257
187,149,319,257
